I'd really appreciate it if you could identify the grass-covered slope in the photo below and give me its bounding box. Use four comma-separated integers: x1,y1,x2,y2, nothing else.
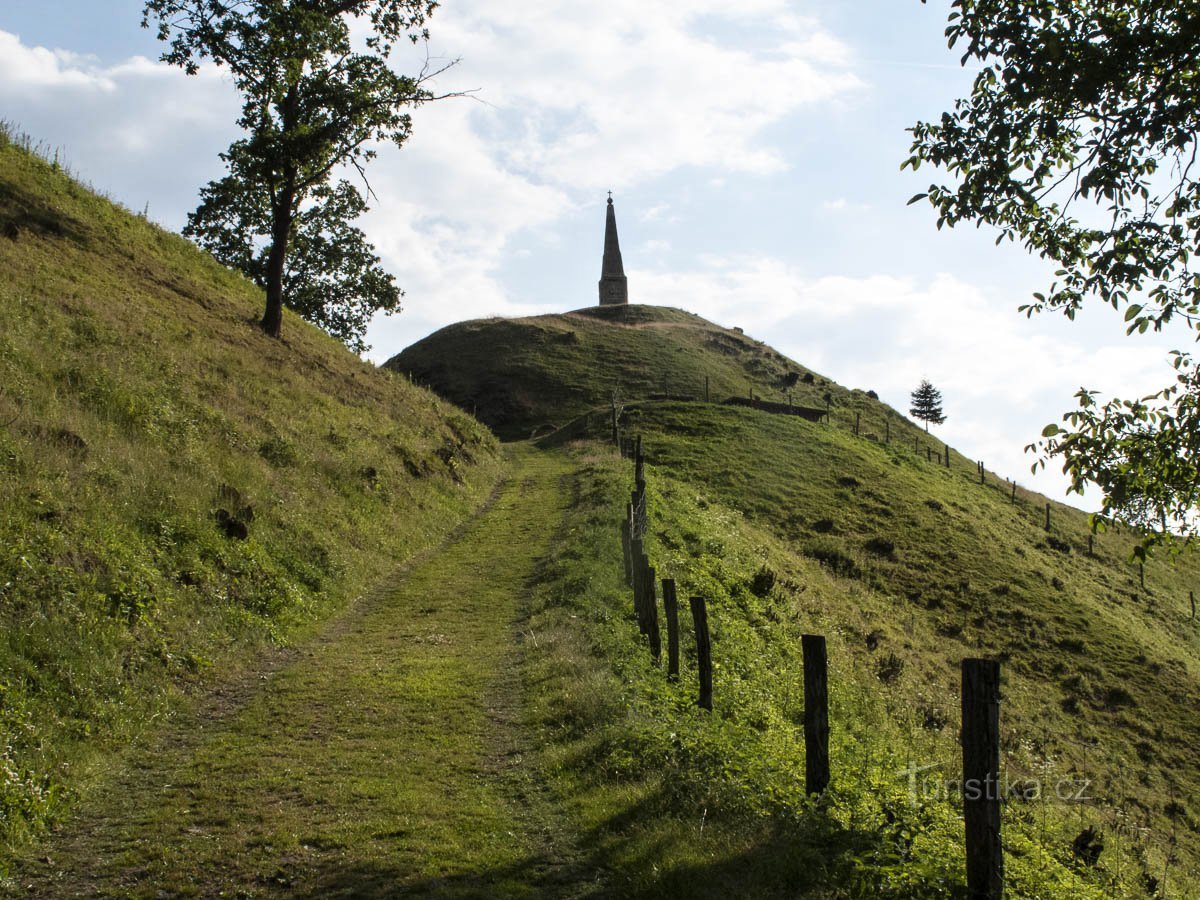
0,131,500,859
529,406,1200,895
385,303,858,440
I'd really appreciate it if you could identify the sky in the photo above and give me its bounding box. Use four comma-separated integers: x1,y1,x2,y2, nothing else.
0,0,1186,508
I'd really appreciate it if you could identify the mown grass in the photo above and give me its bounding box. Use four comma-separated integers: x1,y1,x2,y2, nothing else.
9,447,586,898
0,128,501,868
523,419,1200,896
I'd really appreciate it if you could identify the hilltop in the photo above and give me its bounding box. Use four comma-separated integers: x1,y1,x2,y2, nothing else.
386,304,854,440
0,128,499,857
389,303,1200,893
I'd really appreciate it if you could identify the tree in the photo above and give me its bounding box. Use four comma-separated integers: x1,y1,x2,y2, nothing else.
143,0,451,349
906,0,1200,543
910,379,947,431
183,173,398,353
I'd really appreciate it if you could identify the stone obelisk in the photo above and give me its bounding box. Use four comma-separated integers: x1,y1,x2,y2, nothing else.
598,194,628,306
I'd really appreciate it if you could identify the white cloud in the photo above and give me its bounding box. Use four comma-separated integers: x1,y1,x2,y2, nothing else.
0,29,239,225
0,31,113,90
400,0,861,192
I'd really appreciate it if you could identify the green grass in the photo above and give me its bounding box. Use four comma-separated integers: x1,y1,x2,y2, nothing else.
6,114,1200,898
9,447,587,897
0,127,500,867
384,304,874,440
520,406,1200,895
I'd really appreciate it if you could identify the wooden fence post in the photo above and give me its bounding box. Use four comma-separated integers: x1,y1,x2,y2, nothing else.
689,596,713,711
926,447,932,462
621,506,633,587
1044,503,1051,531
978,461,985,485
1011,480,1016,503
646,565,661,664
802,634,830,795
630,539,645,629
1191,590,1196,621
962,658,1003,900
945,444,951,468
705,375,710,403
885,419,890,443
663,578,680,682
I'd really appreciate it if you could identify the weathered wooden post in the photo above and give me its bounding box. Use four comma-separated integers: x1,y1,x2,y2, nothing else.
885,419,890,443
663,578,680,682
621,503,633,587
705,375,710,403
978,461,985,485
1044,503,1051,531
926,447,932,463
630,538,645,627
1011,480,1017,503
689,596,713,711
646,565,661,664
945,444,951,468
802,634,830,795
1191,590,1196,621
962,658,1003,899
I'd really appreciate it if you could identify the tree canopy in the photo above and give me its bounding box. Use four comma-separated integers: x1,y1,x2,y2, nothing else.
143,0,449,350
906,0,1200,542
910,379,947,431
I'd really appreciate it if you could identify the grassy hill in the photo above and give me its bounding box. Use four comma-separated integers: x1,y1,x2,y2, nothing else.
385,304,862,440
521,405,1200,895
0,128,500,859
7,113,1200,895
396,307,1200,893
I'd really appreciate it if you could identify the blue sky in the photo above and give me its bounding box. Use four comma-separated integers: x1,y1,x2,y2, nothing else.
0,0,1183,507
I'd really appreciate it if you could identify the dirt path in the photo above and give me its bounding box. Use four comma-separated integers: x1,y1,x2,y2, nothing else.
8,448,596,898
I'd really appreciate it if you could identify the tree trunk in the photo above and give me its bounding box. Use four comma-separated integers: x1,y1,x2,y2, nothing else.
261,174,296,339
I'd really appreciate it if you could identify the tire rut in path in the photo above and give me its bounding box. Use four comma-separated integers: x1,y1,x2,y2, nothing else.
10,449,591,898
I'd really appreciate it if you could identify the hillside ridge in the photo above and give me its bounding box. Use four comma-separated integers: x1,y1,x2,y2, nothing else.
0,127,500,864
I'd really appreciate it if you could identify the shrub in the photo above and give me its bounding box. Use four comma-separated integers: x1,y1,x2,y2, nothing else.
876,652,905,684
258,435,297,467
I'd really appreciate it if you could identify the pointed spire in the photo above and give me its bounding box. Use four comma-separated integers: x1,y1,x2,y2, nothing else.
598,194,628,306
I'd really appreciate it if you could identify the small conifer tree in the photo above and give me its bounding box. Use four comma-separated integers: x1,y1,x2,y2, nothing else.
910,379,947,432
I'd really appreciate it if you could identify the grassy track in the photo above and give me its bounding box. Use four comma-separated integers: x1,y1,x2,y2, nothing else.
7,447,593,898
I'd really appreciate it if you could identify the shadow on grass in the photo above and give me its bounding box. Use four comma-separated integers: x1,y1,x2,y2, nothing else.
290,783,888,899
0,180,89,245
